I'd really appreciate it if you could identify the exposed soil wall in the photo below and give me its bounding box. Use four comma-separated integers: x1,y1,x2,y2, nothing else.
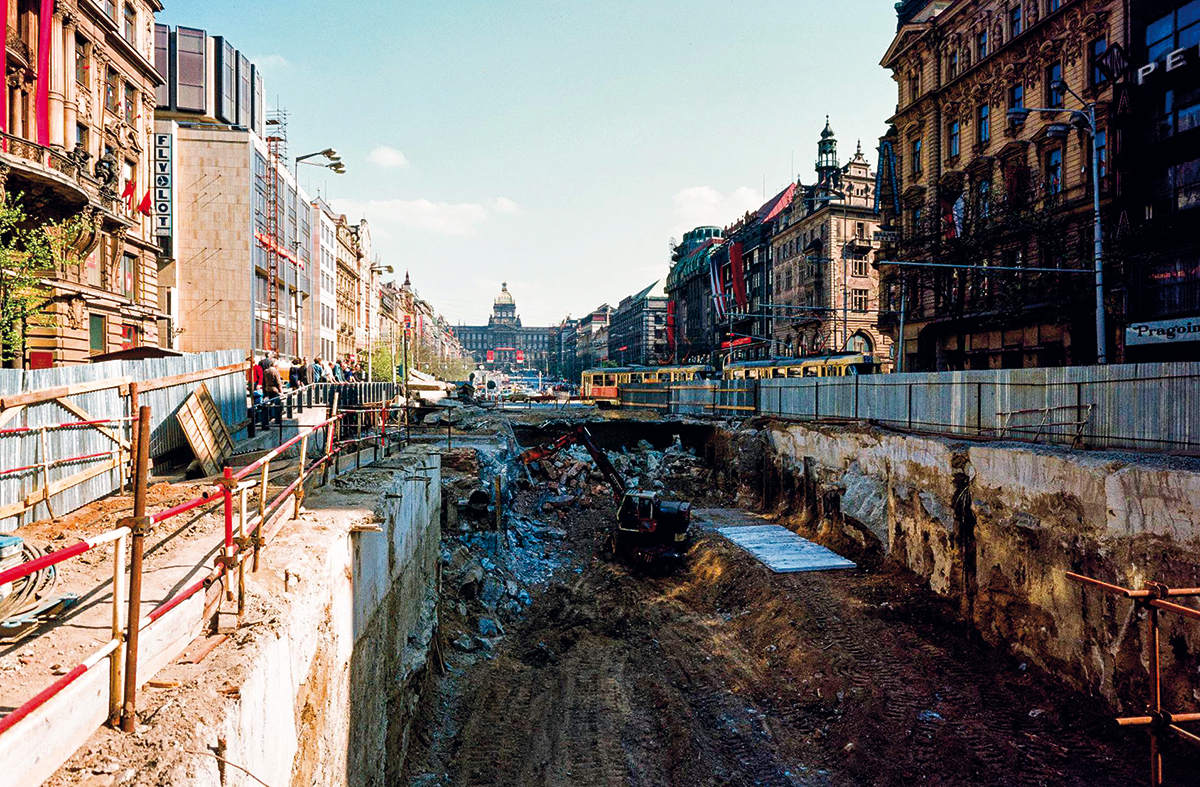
717,421,1200,712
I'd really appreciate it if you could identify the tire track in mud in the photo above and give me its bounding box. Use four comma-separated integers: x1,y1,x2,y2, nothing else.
411,520,1169,787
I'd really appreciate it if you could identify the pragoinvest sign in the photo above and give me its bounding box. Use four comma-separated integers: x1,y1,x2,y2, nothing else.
1137,43,1200,83
1125,317,1200,345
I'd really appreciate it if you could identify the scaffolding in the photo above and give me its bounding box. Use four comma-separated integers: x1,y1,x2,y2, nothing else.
260,109,289,355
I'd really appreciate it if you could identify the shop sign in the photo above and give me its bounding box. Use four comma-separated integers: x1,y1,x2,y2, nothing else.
1136,43,1200,84
1125,316,1200,345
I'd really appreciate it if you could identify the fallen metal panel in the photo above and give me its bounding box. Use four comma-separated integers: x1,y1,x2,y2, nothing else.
717,524,856,573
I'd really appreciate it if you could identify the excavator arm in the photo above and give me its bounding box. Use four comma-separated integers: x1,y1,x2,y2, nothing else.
518,425,627,501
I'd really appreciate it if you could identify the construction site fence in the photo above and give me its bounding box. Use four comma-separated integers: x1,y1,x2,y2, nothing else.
0,350,247,533
244,381,404,437
658,361,1200,454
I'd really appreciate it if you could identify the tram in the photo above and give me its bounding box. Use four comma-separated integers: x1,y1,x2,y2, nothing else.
580,364,715,405
722,353,882,379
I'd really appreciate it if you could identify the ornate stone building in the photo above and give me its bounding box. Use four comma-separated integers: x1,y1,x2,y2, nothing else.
770,122,889,360
5,0,166,366
457,283,552,371
879,0,1125,371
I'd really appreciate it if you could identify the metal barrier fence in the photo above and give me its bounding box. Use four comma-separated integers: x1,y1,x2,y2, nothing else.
625,362,1200,454
0,351,247,532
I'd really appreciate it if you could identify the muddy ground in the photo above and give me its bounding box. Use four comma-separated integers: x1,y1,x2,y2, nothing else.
407,457,1189,786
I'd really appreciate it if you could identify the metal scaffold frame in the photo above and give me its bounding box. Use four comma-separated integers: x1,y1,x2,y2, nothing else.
261,109,289,355
1065,572,1200,786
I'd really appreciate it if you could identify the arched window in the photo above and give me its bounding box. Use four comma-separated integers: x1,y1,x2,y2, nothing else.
848,332,874,354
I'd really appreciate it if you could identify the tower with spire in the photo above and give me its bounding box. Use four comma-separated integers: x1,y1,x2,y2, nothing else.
816,116,840,188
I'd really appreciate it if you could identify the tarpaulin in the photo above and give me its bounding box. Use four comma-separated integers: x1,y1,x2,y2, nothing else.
729,242,748,307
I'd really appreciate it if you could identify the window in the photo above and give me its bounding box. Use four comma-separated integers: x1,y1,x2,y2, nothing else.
1094,129,1108,179
911,138,923,175
1047,62,1064,107
1153,86,1200,140
1146,3,1200,64
102,0,116,20
105,67,119,113
89,314,106,353
124,83,137,123
977,30,988,60
851,252,869,277
75,37,89,86
1048,0,1061,12
122,253,136,298
948,50,959,78
977,178,992,218
949,120,961,157
978,104,990,144
1046,149,1063,195
1090,38,1108,86
852,289,869,312
910,205,923,233
120,323,140,350
175,27,207,112
1009,83,1025,111
855,221,866,238
123,4,136,44
75,124,88,153
909,73,921,102
1010,5,1022,37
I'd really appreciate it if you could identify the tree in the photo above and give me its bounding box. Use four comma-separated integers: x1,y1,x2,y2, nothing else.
0,197,92,365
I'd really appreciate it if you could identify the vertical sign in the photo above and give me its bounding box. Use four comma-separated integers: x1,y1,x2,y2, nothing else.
153,132,173,239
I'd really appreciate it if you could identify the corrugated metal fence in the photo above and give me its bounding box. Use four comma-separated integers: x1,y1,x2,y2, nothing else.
0,351,247,532
633,362,1200,454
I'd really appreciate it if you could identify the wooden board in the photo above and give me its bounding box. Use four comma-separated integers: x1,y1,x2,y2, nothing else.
176,382,234,476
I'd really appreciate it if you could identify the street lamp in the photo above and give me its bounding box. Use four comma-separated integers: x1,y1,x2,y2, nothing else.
295,148,346,175
365,264,394,381
1008,79,1107,363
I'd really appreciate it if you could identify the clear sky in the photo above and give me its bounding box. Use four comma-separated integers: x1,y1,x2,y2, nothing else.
161,0,899,327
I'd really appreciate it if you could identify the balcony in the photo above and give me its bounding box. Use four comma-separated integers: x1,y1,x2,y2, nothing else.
6,31,31,71
0,132,96,221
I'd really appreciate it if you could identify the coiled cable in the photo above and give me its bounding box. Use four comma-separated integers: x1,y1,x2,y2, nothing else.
0,541,59,624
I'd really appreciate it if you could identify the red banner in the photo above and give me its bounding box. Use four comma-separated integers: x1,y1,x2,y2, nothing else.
729,242,748,307
486,350,494,362
720,336,753,349
666,300,676,350
516,350,525,362
36,0,53,145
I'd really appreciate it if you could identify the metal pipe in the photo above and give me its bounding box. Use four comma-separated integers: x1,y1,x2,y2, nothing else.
0,638,121,737
121,405,151,733
108,530,127,726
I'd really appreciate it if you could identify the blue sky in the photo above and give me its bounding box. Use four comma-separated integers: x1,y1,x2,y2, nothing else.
161,0,898,326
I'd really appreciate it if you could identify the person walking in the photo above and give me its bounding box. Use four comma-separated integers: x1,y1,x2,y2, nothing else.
261,357,283,428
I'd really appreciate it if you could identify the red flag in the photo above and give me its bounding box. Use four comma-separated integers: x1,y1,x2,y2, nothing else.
729,242,748,307
121,178,136,209
137,189,151,216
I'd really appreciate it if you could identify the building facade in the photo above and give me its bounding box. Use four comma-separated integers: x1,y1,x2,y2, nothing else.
1116,0,1200,362
879,0,1125,371
573,304,611,372
312,199,338,361
456,283,552,370
770,128,889,359
608,281,668,366
153,25,313,359
10,0,167,366
333,212,359,361
665,226,723,363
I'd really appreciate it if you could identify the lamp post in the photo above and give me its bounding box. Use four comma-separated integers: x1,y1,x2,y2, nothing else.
1007,79,1107,364
366,264,394,380
295,148,346,177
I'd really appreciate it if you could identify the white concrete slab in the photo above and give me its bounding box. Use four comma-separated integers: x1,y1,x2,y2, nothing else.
717,524,856,573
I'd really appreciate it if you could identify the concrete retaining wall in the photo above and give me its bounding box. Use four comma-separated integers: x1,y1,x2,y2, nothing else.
744,422,1200,711
162,453,442,787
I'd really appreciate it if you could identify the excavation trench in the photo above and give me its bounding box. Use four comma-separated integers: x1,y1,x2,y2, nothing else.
399,418,1198,786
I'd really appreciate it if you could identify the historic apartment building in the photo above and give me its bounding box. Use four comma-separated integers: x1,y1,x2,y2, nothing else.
153,25,314,359
879,0,1125,371
770,123,889,360
7,0,166,366
457,283,552,370
608,280,668,366
665,225,723,363
333,211,361,361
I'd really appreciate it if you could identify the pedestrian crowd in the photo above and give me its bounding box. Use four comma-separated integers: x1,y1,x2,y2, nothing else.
247,352,368,426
